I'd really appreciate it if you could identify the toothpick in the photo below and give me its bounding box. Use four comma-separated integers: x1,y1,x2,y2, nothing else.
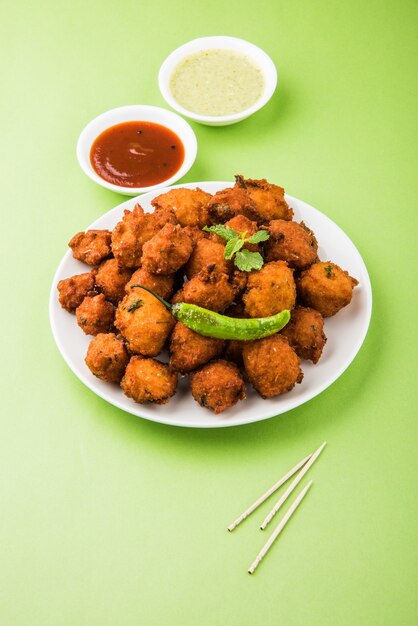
248,481,313,575
227,453,312,532
260,442,326,530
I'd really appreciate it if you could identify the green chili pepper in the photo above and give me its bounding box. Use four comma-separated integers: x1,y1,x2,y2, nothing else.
130,284,290,341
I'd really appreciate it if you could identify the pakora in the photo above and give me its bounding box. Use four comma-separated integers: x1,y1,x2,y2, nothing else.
185,237,230,279
297,261,358,317
115,289,175,356
169,322,225,373
243,335,303,398
141,223,193,275
85,333,129,382
95,259,132,304
57,271,96,312
243,260,296,317
76,293,115,335
125,267,174,300
281,306,326,363
182,264,235,312
68,229,112,266
264,220,318,269
121,356,177,404
111,203,176,268
151,187,212,228
235,175,293,223
207,186,259,224
190,360,245,413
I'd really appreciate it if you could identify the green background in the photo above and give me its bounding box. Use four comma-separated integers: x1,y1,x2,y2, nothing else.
1,1,417,624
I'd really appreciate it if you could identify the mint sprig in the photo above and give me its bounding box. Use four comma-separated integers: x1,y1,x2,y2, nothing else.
234,250,264,272
203,224,269,272
202,224,237,241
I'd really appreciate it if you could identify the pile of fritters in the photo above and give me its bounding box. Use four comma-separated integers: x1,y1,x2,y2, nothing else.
57,176,358,414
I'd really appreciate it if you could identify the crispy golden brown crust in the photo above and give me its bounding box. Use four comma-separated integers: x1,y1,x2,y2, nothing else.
68,229,112,266
243,335,303,398
243,261,296,318
111,204,177,268
121,356,177,404
57,271,96,312
76,294,115,335
60,174,360,413
207,186,260,224
190,360,246,414
281,306,326,363
297,261,358,317
183,225,207,247
95,259,132,305
115,289,175,357
185,238,231,279
85,333,129,382
265,220,318,269
151,187,212,228
235,175,293,223
169,322,225,374
141,223,193,275
125,268,174,300
182,264,235,312
225,214,259,252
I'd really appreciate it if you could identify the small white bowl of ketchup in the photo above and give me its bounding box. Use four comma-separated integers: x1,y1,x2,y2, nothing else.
76,105,198,196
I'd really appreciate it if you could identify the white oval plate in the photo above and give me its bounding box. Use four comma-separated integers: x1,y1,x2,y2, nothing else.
49,182,372,428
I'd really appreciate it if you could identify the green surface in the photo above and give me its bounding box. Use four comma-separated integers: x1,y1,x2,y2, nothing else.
1,1,417,624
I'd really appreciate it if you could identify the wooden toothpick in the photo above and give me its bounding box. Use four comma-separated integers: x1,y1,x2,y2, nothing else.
260,442,326,530
227,453,312,532
248,481,313,575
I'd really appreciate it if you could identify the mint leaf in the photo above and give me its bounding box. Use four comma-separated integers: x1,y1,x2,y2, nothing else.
203,225,237,241
247,229,270,244
224,237,245,259
234,250,264,272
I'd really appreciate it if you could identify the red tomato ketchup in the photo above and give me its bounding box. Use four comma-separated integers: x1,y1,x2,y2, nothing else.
90,121,185,188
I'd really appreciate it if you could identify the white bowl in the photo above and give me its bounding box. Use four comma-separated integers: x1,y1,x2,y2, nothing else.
158,36,277,126
76,105,198,196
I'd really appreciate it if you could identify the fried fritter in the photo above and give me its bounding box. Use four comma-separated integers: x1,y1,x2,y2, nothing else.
190,360,245,414
169,322,225,374
57,271,96,312
141,223,193,275
243,260,296,318
111,203,177,268
125,267,174,300
76,294,115,335
281,306,326,363
235,175,293,223
151,187,212,228
297,261,358,317
207,186,260,224
85,333,129,382
115,289,175,356
95,259,132,305
121,356,177,404
265,220,318,269
243,334,303,398
225,214,259,251
182,264,235,312
68,229,112,266
183,225,207,247
185,238,230,279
